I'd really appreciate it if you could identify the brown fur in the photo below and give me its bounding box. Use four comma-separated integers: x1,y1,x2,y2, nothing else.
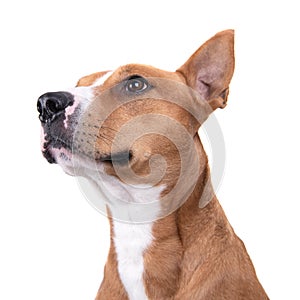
92,31,268,300
96,139,268,300
78,31,268,299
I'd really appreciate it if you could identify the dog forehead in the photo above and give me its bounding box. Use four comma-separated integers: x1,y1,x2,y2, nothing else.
76,64,185,89
74,64,208,127
112,64,184,82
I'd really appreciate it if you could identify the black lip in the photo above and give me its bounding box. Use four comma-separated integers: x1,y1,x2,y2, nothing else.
42,133,72,164
43,143,132,166
42,128,132,165
99,150,132,164
42,147,56,164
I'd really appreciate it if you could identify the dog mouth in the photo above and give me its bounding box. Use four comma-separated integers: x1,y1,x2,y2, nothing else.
99,150,133,164
39,103,133,171
42,131,132,169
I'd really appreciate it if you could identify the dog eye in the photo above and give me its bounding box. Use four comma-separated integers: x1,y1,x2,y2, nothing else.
125,76,149,93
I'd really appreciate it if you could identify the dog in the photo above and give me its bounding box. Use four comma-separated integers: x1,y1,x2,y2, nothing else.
37,30,269,299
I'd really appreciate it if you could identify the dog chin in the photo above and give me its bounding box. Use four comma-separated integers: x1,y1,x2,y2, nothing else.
45,147,77,176
44,145,106,178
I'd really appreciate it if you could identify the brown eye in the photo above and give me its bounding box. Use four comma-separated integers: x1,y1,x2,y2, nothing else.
126,76,149,93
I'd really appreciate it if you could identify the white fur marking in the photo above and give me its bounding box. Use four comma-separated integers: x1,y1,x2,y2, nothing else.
109,183,164,300
91,71,114,87
63,86,97,129
63,71,114,128
63,98,80,129
77,176,162,300
89,170,165,222
113,221,152,300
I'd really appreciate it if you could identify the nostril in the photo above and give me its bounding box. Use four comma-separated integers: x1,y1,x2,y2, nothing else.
45,98,62,114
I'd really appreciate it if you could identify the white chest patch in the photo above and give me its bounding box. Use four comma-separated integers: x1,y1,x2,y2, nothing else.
78,163,165,299
108,182,164,300
113,221,153,300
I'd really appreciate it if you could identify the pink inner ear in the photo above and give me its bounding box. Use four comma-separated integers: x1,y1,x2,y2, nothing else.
196,77,210,100
196,65,224,100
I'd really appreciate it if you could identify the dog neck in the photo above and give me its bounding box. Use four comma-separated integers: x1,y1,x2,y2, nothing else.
97,134,232,300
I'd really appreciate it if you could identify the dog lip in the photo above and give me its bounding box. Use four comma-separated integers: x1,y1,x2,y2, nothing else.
42,147,57,164
98,150,132,164
42,133,73,163
43,131,132,167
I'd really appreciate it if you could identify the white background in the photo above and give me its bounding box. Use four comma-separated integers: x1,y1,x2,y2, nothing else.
0,0,299,299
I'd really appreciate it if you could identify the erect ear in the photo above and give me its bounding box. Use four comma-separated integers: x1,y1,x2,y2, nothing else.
177,30,235,111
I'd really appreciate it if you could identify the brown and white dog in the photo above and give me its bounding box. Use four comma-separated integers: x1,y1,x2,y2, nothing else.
37,30,269,299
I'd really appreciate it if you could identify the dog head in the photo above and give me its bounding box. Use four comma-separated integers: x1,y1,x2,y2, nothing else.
38,30,234,221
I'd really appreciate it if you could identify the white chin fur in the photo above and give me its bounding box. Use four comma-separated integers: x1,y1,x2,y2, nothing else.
50,147,76,175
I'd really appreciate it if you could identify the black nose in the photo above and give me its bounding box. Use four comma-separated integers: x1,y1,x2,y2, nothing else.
37,92,74,123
